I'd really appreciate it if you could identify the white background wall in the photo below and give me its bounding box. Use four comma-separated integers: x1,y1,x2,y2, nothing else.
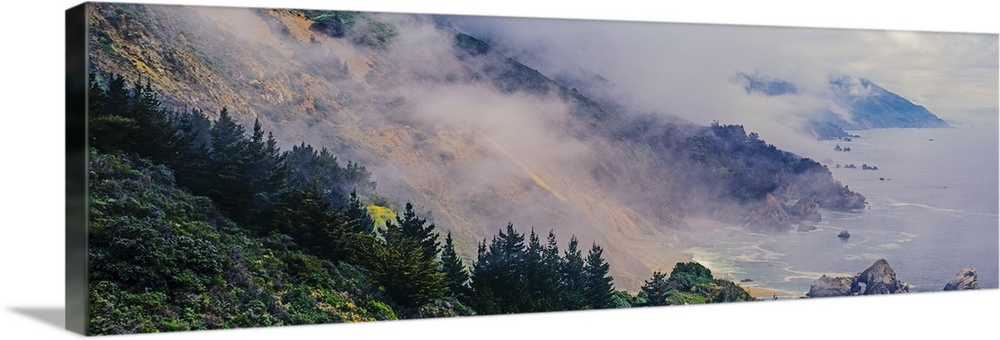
2,1,997,339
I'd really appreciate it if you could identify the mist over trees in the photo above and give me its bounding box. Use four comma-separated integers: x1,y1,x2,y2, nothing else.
84,2,874,297
79,4,880,332
85,74,758,333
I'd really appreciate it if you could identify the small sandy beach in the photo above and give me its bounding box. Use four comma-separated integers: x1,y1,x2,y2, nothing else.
741,284,802,300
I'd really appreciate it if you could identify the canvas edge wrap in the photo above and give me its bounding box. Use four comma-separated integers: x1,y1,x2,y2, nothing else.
66,2,89,336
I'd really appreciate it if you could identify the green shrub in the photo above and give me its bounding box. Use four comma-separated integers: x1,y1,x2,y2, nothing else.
669,262,714,292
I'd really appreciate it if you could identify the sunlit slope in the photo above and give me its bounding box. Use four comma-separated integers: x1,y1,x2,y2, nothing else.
87,4,860,290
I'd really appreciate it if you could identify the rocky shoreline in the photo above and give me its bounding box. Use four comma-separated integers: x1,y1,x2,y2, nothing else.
805,259,980,298
745,195,837,232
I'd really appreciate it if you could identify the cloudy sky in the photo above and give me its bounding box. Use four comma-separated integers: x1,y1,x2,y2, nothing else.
268,1,996,120
439,14,997,128
147,1,998,149
75,0,998,131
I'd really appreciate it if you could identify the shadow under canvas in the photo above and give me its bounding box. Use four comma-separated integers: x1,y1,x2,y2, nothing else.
9,307,66,330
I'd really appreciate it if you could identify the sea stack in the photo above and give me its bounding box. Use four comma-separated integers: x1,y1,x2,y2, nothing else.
806,275,854,297
943,267,980,291
853,259,910,295
805,259,910,297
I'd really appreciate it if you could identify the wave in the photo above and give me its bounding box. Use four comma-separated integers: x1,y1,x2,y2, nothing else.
688,248,741,277
843,252,888,262
780,265,853,283
874,198,968,214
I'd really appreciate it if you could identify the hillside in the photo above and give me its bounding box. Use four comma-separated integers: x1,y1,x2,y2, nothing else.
86,3,863,291
87,151,402,333
736,72,950,139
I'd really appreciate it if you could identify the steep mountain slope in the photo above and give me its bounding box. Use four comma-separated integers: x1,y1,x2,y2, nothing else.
87,4,862,290
736,72,950,140
827,76,949,129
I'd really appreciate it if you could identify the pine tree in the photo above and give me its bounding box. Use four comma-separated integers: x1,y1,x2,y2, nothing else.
206,108,254,218
393,202,439,261
126,81,188,166
177,107,213,151
102,73,130,120
640,271,671,306
283,143,373,209
440,231,470,299
498,223,525,268
343,160,376,194
469,223,530,314
524,228,559,312
355,221,446,308
88,74,182,161
271,180,354,263
582,242,614,309
344,190,374,234
87,73,132,152
541,230,563,308
165,107,218,202
284,143,324,191
244,119,288,229
498,223,531,312
560,236,586,310
469,238,501,314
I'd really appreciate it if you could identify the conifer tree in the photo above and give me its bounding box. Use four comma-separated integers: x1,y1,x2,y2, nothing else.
177,107,213,151
469,238,501,314
344,190,374,234
206,108,254,217
498,223,531,311
162,106,228,207
343,160,376,194
271,179,354,263
356,220,446,308
640,271,671,306
469,223,531,314
582,242,614,309
524,228,559,312
560,236,586,310
88,74,184,162
283,143,373,208
440,231,470,299
127,81,188,166
244,119,288,229
393,202,439,261
542,230,563,308
102,73,130,121
87,74,131,152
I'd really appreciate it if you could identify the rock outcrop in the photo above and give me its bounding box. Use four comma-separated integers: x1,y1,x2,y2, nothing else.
853,259,909,295
837,230,850,239
943,267,979,291
805,259,910,297
820,190,867,211
806,275,855,297
786,197,822,223
745,194,793,232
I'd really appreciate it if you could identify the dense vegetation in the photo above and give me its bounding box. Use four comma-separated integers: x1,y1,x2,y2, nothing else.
301,9,396,49
85,74,755,334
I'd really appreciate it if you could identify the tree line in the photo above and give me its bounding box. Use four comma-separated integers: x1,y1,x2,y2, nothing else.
86,73,754,333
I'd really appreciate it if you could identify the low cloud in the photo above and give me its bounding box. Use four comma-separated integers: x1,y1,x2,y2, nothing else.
439,15,998,149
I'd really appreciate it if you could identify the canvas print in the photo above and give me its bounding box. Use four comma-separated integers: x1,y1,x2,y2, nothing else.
68,1,998,335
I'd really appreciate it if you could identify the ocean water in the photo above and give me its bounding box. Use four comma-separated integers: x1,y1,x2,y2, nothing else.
684,123,999,296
